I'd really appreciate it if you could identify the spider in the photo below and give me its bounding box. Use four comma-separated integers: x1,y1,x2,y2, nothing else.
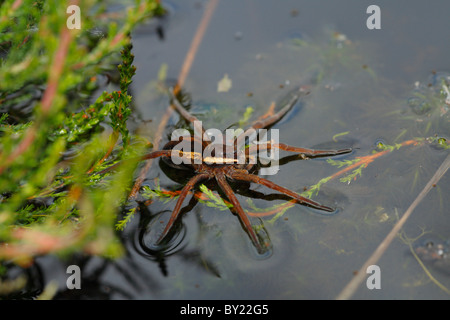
137,87,351,253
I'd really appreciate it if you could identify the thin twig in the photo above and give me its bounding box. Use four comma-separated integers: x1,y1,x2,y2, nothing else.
12,0,23,10
40,24,74,114
336,153,450,300
128,0,219,198
0,18,76,174
0,0,23,24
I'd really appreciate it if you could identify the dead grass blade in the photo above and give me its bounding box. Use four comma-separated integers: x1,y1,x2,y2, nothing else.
336,153,450,300
129,0,220,199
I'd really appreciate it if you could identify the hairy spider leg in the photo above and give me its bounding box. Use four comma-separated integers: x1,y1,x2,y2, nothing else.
215,174,265,253
156,173,210,244
169,88,205,137
236,87,307,148
231,172,335,212
246,142,352,158
142,150,173,160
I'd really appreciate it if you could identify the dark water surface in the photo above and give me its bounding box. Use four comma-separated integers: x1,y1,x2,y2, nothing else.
37,0,450,299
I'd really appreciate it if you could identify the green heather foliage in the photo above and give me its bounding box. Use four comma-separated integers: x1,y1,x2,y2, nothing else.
0,0,164,264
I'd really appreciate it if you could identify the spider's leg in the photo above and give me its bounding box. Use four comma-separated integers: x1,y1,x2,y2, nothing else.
142,149,174,160
236,87,307,148
215,174,265,253
169,88,205,137
276,143,352,157
162,135,209,155
231,172,335,212
156,173,210,244
257,101,276,120
249,88,307,131
247,142,352,158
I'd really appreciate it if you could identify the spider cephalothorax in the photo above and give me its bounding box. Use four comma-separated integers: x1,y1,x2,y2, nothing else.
142,87,351,253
